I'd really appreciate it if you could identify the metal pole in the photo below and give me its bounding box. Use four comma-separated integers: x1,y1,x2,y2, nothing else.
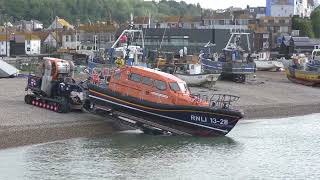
5,14,8,57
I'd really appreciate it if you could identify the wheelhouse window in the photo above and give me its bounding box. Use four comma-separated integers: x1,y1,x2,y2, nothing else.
142,76,153,86
169,82,180,91
114,71,121,80
154,80,166,91
129,73,141,82
178,82,189,93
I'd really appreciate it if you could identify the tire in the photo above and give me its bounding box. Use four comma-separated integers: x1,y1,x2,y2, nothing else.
24,94,33,104
57,99,71,113
233,74,246,83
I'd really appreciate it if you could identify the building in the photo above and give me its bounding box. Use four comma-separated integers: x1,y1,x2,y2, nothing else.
60,21,117,55
133,16,151,29
0,34,10,57
266,0,315,17
156,16,202,29
8,33,41,56
44,31,62,51
250,16,292,50
15,20,43,32
280,36,318,56
201,10,253,30
247,6,267,18
25,34,41,55
47,16,74,30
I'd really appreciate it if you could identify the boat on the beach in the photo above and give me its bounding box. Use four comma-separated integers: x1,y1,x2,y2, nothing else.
252,52,283,71
84,66,243,136
285,66,320,86
305,49,320,71
173,64,220,87
200,32,256,83
0,60,19,78
285,53,320,86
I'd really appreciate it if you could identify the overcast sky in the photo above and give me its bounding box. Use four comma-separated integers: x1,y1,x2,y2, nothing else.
180,0,266,9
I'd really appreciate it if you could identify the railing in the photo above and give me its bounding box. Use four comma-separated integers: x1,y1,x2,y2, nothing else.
191,93,240,109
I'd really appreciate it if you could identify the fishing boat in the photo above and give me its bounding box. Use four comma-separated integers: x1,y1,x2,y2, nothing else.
285,53,320,86
84,66,243,136
252,52,283,71
285,66,320,86
306,49,320,71
173,64,220,87
201,32,256,83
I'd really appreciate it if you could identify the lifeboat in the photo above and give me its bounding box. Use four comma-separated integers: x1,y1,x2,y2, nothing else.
85,66,243,136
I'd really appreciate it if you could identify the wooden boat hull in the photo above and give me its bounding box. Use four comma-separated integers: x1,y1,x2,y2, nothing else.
285,67,320,86
174,73,220,86
87,84,243,137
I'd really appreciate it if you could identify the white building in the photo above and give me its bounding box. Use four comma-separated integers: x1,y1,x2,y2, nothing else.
269,0,315,18
44,32,60,49
15,20,43,31
25,35,41,55
0,35,10,57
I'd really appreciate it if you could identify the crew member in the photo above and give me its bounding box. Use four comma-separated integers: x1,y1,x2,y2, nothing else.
115,56,125,68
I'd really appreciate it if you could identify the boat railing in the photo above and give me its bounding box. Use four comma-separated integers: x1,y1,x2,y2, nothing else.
209,94,240,109
192,93,240,109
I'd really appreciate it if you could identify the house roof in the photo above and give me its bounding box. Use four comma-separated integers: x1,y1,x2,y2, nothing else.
134,16,150,24
78,22,117,33
25,34,41,40
203,12,233,20
0,34,10,41
57,18,73,28
159,16,181,23
180,16,201,22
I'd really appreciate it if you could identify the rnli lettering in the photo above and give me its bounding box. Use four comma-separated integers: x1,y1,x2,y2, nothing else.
190,115,207,123
190,115,229,125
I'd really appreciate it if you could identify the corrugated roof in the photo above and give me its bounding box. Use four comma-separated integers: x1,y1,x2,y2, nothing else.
292,37,311,42
294,41,315,47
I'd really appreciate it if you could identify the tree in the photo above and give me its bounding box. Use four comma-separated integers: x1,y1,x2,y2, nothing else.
292,16,315,38
311,7,320,38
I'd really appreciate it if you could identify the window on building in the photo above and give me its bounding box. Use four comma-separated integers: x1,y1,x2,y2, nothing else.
27,47,30,51
219,20,224,25
27,40,30,45
66,35,69,42
142,76,153,86
154,80,166,91
129,73,142,82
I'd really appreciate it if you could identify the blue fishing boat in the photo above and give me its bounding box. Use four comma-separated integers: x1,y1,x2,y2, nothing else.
201,32,256,83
